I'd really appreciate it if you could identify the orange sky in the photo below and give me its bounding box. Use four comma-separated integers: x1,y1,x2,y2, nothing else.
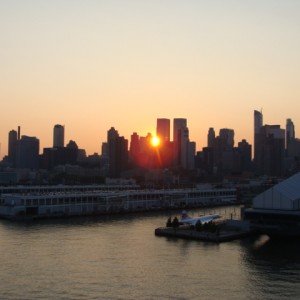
1,1,300,159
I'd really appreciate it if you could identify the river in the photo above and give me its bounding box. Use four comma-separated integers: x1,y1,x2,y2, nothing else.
0,206,300,300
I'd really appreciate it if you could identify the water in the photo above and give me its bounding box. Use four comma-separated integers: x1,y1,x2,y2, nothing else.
0,206,300,300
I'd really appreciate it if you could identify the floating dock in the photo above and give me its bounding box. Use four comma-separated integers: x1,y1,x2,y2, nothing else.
155,220,254,243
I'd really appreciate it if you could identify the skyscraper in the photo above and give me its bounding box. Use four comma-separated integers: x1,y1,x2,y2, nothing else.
254,110,263,168
129,132,140,166
219,128,234,148
286,118,295,150
53,124,64,148
156,118,170,143
173,118,194,169
256,125,285,176
8,130,17,165
107,127,128,178
207,128,215,148
16,136,40,169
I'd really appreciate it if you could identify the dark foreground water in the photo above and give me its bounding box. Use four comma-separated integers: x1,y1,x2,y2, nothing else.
1,206,300,300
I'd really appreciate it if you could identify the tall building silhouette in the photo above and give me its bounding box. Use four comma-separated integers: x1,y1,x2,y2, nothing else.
207,128,215,148
173,118,195,169
254,110,263,170
107,127,128,178
285,119,300,172
286,118,295,150
129,132,140,167
173,118,188,167
256,125,285,176
8,130,17,165
219,128,234,148
16,136,40,169
238,139,252,171
156,118,170,143
53,124,64,148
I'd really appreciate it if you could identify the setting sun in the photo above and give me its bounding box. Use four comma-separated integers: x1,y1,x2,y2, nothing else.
151,136,160,147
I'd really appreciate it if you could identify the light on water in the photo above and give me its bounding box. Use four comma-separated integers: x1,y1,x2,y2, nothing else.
1,206,300,300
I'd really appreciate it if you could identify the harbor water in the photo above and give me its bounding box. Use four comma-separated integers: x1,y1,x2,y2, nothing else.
0,206,300,300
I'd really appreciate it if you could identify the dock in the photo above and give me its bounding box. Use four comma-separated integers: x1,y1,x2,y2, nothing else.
155,219,255,243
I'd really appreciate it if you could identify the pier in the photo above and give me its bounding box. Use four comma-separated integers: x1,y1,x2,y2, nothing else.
155,219,254,243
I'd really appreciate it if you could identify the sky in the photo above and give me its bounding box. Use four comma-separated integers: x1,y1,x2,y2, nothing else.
1,0,300,159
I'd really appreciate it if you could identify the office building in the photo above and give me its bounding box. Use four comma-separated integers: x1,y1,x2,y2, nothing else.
254,110,263,167
219,128,234,148
156,118,170,143
207,128,215,148
53,124,64,148
16,136,40,169
286,118,295,152
173,118,187,168
256,125,285,176
107,127,128,178
8,130,18,165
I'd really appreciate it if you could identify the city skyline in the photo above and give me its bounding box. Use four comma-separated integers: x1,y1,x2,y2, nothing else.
2,112,297,159
0,112,298,160
1,1,300,159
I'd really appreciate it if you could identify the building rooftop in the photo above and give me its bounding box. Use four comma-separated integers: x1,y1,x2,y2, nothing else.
253,172,300,210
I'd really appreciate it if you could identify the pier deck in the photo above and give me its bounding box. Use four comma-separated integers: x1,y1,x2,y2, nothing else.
155,220,254,243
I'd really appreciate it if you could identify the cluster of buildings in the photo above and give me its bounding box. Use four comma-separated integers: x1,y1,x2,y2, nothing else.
253,111,300,177
1,111,300,185
106,118,196,178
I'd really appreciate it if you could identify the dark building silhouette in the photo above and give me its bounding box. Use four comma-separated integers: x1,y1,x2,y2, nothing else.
53,124,64,148
254,110,263,170
213,129,235,172
173,118,195,169
256,125,285,176
237,139,252,171
107,127,128,178
16,136,40,169
156,118,170,142
207,128,215,148
8,130,17,166
41,139,80,170
129,132,140,167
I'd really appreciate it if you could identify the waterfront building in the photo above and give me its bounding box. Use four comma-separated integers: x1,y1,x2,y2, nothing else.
0,186,237,220
244,172,300,237
53,124,64,148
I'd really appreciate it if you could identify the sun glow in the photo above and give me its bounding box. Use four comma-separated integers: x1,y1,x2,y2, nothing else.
151,136,160,147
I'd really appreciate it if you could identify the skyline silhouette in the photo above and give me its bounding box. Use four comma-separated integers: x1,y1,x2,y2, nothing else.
0,111,297,160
